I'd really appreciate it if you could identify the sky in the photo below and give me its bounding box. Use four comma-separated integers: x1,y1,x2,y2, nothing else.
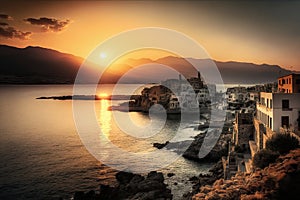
0,0,300,70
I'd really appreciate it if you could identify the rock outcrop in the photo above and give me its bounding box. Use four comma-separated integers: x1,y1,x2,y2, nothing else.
74,171,172,200
183,133,231,162
193,149,300,200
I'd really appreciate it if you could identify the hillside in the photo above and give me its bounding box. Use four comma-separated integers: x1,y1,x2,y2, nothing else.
0,45,292,84
0,45,83,84
193,149,300,200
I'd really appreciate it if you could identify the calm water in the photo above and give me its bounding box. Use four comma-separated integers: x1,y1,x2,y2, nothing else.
0,85,213,200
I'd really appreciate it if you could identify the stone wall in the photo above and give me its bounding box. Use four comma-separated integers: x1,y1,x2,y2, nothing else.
234,113,254,150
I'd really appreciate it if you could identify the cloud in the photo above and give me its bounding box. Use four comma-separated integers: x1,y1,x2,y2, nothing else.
0,26,32,40
0,14,13,20
24,17,70,32
0,22,9,26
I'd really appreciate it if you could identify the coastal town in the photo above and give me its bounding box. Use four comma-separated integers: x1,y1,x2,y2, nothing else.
37,72,300,200
93,72,300,200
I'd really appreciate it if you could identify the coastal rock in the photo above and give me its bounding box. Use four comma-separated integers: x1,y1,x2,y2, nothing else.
192,149,300,200
73,171,172,200
153,141,169,149
116,171,135,184
183,133,231,162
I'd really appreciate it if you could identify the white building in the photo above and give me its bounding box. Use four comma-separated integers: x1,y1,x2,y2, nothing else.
249,92,259,102
226,87,249,103
256,92,300,134
169,95,180,110
252,92,300,152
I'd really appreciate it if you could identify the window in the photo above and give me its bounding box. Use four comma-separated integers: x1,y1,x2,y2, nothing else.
270,117,272,129
282,99,290,110
282,79,286,84
281,116,289,128
289,78,291,84
270,99,273,108
267,99,269,108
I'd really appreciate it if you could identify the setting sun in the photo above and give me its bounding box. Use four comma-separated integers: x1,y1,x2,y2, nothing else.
100,52,107,59
98,93,109,98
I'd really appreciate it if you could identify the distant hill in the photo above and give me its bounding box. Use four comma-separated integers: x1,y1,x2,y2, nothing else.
0,45,292,84
0,45,84,84
154,56,291,84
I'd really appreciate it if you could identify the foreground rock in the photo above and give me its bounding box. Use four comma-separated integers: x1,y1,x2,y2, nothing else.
74,171,172,200
193,148,300,200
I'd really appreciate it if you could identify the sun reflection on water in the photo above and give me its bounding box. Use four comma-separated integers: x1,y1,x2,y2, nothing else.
99,100,112,138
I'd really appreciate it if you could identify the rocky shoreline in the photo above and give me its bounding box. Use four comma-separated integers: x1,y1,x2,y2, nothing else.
72,121,232,200
73,171,172,200
153,131,231,163
72,162,223,200
71,132,228,200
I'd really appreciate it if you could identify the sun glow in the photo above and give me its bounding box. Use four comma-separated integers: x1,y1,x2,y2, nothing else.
100,52,107,59
98,93,109,99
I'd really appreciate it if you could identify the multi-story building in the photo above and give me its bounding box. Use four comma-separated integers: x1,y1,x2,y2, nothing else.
251,74,300,153
278,73,300,93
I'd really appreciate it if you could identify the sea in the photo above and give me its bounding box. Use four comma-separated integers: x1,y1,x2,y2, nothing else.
0,84,251,200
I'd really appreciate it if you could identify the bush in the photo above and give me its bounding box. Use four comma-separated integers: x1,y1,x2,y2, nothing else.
234,145,245,153
266,133,299,155
253,149,279,169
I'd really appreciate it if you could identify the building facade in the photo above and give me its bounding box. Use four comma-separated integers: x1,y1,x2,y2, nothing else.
278,73,300,93
256,92,300,133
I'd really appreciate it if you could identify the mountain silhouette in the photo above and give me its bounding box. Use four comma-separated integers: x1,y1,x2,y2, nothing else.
0,45,291,84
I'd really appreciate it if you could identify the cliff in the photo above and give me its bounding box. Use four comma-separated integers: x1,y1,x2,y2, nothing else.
193,148,300,200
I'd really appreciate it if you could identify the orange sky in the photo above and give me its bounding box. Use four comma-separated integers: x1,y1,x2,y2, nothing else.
1,1,299,70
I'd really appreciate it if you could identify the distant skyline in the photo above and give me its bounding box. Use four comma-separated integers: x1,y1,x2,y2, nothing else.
1,1,300,71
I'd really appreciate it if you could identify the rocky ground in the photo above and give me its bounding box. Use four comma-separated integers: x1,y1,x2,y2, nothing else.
73,171,172,200
182,160,224,200
193,148,300,200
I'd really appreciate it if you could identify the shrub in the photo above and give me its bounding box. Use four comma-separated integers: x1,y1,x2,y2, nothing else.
266,133,299,155
253,149,279,169
234,145,245,153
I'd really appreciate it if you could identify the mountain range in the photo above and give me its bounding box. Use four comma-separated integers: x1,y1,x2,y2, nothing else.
0,45,292,84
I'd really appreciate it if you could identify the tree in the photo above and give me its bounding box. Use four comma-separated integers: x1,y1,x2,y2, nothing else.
266,133,299,155
253,149,279,169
